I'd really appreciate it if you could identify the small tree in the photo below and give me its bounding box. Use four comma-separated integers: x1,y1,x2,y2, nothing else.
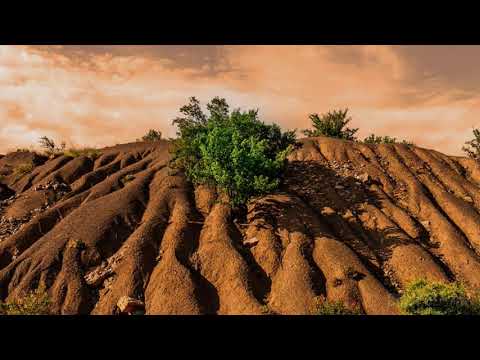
463,128,480,160
170,97,298,207
399,279,480,315
140,129,162,142
303,109,358,141
38,136,65,157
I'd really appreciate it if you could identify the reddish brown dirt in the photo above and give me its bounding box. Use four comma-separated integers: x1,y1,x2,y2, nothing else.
1,137,480,314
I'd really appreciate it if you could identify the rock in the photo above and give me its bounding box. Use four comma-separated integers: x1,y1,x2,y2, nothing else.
463,196,474,203
357,173,370,183
117,296,145,314
420,220,431,232
84,265,114,287
243,237,259,246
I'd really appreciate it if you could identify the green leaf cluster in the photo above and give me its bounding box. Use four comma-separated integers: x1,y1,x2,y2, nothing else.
170,97,298,206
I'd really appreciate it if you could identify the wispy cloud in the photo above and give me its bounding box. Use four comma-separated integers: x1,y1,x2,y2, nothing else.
0,45,479,155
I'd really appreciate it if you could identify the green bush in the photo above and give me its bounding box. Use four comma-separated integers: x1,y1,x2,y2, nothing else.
399,279,480,315
303,109,358,141
315,298,362,315
140,129,162,142
170,97,298,207
463,128,480,160
0,286,52,315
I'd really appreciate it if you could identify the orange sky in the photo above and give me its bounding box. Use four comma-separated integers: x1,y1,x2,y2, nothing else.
1,45,480,156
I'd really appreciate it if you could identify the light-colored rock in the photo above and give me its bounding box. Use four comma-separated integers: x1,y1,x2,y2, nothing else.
117,296,145,314
420,220,431,232
243,237,259,246
357,173,370,183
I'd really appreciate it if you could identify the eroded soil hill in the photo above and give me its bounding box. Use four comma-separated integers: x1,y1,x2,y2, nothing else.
1,137,480,314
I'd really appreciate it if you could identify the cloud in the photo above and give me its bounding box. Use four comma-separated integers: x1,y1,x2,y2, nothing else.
0,45,479,156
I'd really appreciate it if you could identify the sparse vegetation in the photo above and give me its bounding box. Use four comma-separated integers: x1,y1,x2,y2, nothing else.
303,109,358,141
38,136,65,157
0,286,52,315
462,128,480,160
13,162,34,180
170,97,298,207
399,279,480,315
63,148,101,160
315,297,362,315
38,136,101,160
121,174,135,185
139,129,162,142
363,134,414,146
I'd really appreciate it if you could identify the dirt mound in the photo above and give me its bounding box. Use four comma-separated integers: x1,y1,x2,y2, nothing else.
1,137,480,314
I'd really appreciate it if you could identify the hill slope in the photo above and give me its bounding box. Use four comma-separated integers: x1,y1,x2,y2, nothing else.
1,137,480,315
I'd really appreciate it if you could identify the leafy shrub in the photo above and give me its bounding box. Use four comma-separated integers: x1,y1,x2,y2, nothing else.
139,129,162,142
39,136,65,157
170,97,298,207
0,286,52,315
315,297,362,315
363,134,414,146
303,109,358,141
399,279,480,315
463,128,480,160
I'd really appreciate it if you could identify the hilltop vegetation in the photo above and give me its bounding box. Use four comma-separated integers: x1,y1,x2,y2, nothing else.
170,97,298,206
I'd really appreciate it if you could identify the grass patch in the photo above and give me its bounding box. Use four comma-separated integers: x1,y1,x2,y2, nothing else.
0,286,53,315
315,297,363,315
363,134,414,146
13,162,34,181
64,148,102,160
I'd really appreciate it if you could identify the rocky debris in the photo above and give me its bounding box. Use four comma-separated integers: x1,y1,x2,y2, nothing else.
117,296,145,315
84,249,125,287
0,194,18,207
33,180,71,198
0,184,15,201
0,215,29,242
